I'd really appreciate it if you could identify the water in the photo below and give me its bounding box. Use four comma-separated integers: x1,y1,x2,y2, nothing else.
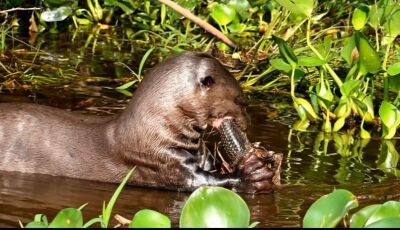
1,32,400,227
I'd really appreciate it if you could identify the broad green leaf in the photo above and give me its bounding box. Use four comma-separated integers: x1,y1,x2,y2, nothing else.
303,189,358,228
180,186,250,228
322,119,332,132
386,8,400,41
360,126,371,139
340,79,362,97
379,101,399,128
227,0,250,19
129,209,171,228
272,35,298,68
293,97,320,121
366,217,400,228
365,201,400,226
355,31,380,75
41,6,73,22
25,222,49,228
333,117,346,132
48,208,83,228
388,62,400,76
292,119,310,131
355,95,374,122
298,56,326,67
350,204,381,228
270,58,292,72
352,4,370,30
341,35,356,65
334,100,351,118
368,3,381,30
227,22,246,33
274,0,314,18
210,4,237,26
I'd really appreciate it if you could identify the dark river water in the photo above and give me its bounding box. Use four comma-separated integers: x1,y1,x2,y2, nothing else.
1,32,400,227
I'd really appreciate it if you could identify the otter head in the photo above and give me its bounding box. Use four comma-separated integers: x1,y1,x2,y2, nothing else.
169,52,249,132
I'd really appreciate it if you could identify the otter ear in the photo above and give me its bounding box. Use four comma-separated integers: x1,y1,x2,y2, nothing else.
200,75,215,88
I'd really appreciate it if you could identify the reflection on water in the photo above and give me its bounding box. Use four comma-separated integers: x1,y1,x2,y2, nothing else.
1,104,400,227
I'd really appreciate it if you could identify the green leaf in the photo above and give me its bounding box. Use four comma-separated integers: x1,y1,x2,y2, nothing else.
210,4,237,26
138,47,155,80
386,8,400,41
388,62,400,76
379,101,400,128
272,35,298,68
365,201,400,226
41,6,73,22
227,0,250,19
270,58,292,72
129,209,171,228
25,222,49,228
48,208,83,228
179,186,250,228
297,56,326,66
366,217,400,228
292,119,310,131
293,97,320,121
350,204,381,228
274,0,314,18
352,4,370,30
341,35,356,66
355,31,381,75
303,189,358,228
340,79,362,97
333,117,346,132
116,80,137,90
167,0,196,21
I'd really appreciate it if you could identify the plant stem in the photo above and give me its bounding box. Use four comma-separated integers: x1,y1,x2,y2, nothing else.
306,19,343,87
290,67,296,98
382,42,392,102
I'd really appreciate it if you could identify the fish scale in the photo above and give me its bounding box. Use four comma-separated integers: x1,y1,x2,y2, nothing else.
219,119,250,164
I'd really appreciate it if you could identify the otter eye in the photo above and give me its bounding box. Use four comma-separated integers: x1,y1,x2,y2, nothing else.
200,75,215,88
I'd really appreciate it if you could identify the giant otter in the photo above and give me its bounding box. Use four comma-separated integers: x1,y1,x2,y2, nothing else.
0,52,276,193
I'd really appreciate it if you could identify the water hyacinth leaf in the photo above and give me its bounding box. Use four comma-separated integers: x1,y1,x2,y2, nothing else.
180,186,250,228
227,0,250,19
129,209,171,228
272,35,298,68
341,35,356,65
355,95,374,122
386,8,400,41
355,31,380,75
25,222,49,228
368,3,381,30
227,22,246,33
297,56,326,67
41,6,73,22
48,208,83,228
293,119,310,131
350,204,381,228
360,125,371,139
379,101,399,128
365,201,400,226
366,217,400,228
270,59,292,72
274,0,314,18
333,117,346,132
322,118,332,132
303,189,358,228
210,4,237,26
352,4,370,30
340,79,362,97
388,62,400,76
293,97,319,121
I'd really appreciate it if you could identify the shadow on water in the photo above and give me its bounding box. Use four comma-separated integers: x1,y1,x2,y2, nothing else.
1,32,400,227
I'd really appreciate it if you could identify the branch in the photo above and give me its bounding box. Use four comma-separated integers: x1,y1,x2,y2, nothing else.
0,7,41,14
158,0,236,48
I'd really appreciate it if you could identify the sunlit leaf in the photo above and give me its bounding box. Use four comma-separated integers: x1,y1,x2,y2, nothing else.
270,58,292,72
388,75,400,91
180,186,250,228
388,62,400,76
48,208,83,228
379,101,399,128
298,56,326,66
41,6,73,22
129,209,171,228
386,8,400,42
365,201,400,226
293,97,320,121
355,31,380,75
210,4,237,26
350,205,381,227
274,0,314,18
352,4,370,30
167,0,196,21
340,79,362,97
303,189,358,228
333,117,346,132
366,217,400,228
293,119,310,131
